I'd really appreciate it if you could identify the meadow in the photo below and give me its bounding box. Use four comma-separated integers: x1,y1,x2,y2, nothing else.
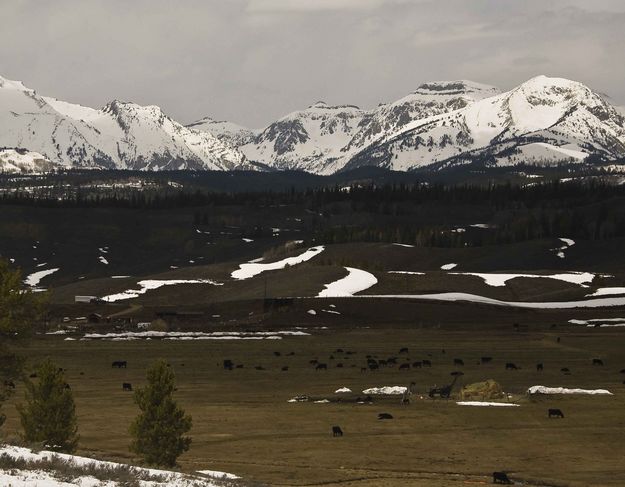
3,311,624,487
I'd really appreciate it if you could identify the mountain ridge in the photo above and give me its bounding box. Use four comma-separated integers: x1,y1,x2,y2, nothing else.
1,74,624,175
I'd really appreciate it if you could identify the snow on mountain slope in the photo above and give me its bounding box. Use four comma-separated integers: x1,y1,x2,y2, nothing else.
185,117,256,147
0,75,247,171
227,81,499,174
0,148,57,173
346,76,625,172
240,102,365,174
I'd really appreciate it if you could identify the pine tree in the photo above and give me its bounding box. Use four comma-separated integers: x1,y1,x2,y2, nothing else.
0,258,46,432
17,359,79,452
129,360,192,467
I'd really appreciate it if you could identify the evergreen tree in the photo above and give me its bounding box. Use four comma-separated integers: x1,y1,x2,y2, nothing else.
17,359,79,453
0,259,46,432
129,360,192,467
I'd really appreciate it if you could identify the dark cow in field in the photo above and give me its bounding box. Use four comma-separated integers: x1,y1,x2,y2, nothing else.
450,371,464,377
281,366,289,371
399,363,411,371
111,361,127,368
360,367,367,372
378,413,393,420
309,359,318,365
255,366,265,371
548,408,565,418
336,363,344,368
386,357,398,365
561,367,570,374
335,348,344,353
422,359,432,367
481,356,493,364
273,351,281,357
536,363,544,372
29,373,37,378
236,364,244,369
493,471,512,484
592,358,604,366
619,368,625,374
453,358,464,366
332,425,343,437
412,361,422,368
223,360,234,370
368,363,379,371
505,363,518,370
122,382,132,391
399,347,409,354
316,363,328,371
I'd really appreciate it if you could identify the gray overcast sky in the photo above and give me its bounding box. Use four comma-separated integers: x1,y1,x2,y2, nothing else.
1,0,624,128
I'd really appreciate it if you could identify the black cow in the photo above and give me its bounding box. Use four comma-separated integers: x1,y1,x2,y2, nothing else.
378,413,393,420
368,363,379,371
422,359,432,367
316,363,328,371
336,363,344,368
309,359,318,365
223,360,234,370
561,367,570,373
122,382,132,391
399,363,411,371
281,366,289,371
592,358,604,366
548,408,564,418
493,471,512,484
335,348,344,353
111,361,127,368
412,361,422,368
255,366,265,371
360,367,367,372
273,351,281,357
453,358,464,366
332,426,343,437
505,362,518,370
399,347,409,354
481,356,493,364
619,368,625,374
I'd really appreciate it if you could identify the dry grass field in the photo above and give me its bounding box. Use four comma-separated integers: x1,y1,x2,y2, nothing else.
3,311,625,487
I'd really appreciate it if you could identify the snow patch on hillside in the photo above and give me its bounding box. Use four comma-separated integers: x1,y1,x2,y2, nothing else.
450,271,594,287
231,246,324,280
24,268,59,287
102,279,222,302
318,267,377,297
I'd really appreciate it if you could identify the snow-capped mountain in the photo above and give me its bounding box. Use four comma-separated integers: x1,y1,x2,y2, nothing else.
189,81,499,174
346,76,625,172
189,76,625,174
2,74,624,175
0,75,247,171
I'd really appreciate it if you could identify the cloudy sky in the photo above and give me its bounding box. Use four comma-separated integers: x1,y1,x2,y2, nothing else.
1,0,624,128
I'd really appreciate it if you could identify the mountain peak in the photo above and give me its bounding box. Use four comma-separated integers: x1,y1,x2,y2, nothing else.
0,75,32,92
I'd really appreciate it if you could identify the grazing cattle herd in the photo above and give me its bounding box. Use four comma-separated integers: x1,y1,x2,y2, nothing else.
88,331,621,486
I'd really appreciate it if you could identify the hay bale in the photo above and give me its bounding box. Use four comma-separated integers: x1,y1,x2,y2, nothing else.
149,318,169,332
460,380,504,401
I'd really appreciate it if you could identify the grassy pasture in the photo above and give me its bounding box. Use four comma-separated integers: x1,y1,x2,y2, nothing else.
3,316,625,486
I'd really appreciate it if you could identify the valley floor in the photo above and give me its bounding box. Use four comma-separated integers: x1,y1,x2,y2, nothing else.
3,314,625,486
